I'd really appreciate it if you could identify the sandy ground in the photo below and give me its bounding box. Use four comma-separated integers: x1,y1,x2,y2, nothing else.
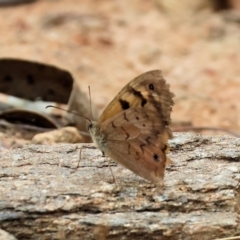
0,0,240,137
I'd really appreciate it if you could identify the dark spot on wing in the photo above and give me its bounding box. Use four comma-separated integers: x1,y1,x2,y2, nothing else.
142,123,145,127
136,116,139,120
119,99,130,110
129,87,147,107
149,83,154,90
141,98,147,107
153,153,159,162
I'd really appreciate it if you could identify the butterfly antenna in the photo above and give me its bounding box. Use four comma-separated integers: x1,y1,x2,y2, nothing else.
46,105,91,123
88,86,93,120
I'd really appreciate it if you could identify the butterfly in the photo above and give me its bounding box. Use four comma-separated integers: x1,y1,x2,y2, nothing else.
88,70,174,183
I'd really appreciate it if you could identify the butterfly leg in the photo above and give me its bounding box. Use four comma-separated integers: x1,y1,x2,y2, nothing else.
107,163,116,184
103,156,116,184
100,151,115,183
91,154,116,184
71,147,83,173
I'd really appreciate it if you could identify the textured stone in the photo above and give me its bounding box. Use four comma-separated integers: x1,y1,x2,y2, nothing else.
0,133,239,240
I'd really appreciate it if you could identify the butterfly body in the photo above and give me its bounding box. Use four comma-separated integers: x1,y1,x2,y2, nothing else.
88,70,174,183
89,121,106,151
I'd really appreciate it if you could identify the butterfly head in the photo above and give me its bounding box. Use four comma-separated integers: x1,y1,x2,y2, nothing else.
87,120,99,134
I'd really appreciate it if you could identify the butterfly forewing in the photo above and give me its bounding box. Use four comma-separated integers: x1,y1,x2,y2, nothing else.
99,70,174,126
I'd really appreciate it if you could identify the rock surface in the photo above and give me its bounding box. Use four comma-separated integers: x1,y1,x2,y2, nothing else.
0,229,17,240
0,133,239,240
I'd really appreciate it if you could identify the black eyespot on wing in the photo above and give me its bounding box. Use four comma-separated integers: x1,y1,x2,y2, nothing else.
149,83,154,90
119,99,130,110
136,116,139,120
153,153,159,162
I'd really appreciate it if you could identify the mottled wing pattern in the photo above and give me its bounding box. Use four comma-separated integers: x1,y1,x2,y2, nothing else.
99,70,174,182
102,109,172,182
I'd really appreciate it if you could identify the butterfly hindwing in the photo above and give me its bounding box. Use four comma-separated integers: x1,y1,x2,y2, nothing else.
101,108,171,182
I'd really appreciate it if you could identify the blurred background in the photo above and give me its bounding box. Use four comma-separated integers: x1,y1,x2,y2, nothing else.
0,0,240,138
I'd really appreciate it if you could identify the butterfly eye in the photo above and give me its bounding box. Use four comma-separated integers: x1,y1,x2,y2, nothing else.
87,122,93,130
149,83,154,90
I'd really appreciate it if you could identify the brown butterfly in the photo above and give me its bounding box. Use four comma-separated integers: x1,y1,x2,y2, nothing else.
88,70,174,183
